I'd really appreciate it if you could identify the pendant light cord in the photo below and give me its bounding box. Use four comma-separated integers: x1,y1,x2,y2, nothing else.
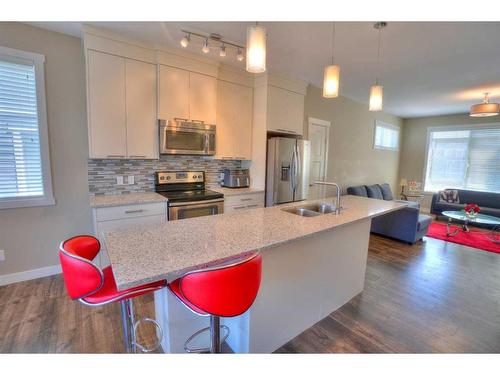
376,26,382,85
331,22,336,65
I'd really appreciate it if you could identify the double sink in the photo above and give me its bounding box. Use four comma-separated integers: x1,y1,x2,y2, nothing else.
282,202,342,217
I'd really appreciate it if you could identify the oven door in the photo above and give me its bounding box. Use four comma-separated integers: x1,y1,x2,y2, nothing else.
161,125,208,155
168,199,224,220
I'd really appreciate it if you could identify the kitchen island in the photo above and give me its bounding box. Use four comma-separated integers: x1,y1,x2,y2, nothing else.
103,195,405,353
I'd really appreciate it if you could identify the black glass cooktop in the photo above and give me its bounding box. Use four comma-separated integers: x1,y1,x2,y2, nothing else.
156,189,223,203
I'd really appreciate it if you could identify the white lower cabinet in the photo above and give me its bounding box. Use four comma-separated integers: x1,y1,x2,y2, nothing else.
224,192,265,213
92,202,167,267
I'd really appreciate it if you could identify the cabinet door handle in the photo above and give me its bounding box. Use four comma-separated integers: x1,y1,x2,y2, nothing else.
129,155,146,159
191,119,205,124
246,204,259,208
233,206,247,210
107,155,125,158
124,209,145,214
174,117,189,122
240,198,253,201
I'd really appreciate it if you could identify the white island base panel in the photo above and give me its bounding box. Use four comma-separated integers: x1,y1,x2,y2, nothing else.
155,218,371,353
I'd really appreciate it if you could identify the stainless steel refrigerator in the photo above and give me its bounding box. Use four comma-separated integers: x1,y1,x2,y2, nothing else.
266,137,311,206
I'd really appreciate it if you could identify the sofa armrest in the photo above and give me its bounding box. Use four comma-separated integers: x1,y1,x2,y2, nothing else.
430,193,440,215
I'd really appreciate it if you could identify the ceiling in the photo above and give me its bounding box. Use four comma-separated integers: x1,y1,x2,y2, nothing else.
27,21,500,118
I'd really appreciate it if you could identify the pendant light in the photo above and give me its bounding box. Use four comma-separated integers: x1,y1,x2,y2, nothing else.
470,93,500,117
246,23,266,73
323,22,340,98
369,22,386,112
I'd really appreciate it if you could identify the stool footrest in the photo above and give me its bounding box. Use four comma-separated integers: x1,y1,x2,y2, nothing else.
184,325,230,353
132,317,163,353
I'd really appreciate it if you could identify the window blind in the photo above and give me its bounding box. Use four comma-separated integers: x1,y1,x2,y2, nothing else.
424,127,500,193
374,122,399,150
0,59,43,199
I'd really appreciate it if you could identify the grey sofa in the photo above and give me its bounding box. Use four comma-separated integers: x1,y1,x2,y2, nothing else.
347,183,432,244
431,189,500,219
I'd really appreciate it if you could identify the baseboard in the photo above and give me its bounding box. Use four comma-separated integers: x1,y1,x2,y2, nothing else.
0,264,62,286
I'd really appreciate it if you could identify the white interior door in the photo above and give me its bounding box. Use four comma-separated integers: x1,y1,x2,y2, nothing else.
308,118,330,200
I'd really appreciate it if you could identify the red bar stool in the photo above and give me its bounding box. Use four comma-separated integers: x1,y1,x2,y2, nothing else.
168,252,262,353
59,235,166,353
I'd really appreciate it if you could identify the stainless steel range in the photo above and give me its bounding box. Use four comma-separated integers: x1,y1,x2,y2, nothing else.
155,171,224,220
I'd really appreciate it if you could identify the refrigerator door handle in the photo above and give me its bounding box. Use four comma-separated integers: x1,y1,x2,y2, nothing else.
295,144,301,190
291,146,297,193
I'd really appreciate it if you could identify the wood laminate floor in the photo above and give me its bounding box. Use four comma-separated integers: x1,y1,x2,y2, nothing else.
1,234,499,353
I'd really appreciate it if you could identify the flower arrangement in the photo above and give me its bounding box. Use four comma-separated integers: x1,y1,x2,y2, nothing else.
464,203,480,218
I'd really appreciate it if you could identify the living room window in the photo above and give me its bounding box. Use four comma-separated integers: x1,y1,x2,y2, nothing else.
0,45,54,209
424,126,500,193
373,120,399,151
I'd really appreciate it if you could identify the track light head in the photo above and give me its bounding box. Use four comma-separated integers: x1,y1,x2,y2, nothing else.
236,48,244,61
202,38,210,54
180,34,190,48
220,44,226,57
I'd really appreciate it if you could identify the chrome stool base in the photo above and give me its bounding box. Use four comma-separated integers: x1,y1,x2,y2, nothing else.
120,299,163,353
184,316,230,354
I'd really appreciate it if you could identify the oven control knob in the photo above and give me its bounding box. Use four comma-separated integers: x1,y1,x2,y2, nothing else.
198,175,202,179
160,176,165,180
192,175,197,179
166,176,171,180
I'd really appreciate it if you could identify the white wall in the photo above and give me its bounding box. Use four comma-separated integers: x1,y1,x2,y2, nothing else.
0,23,92,279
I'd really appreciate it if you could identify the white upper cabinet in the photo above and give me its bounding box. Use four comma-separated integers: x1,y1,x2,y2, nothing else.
216,80,253,160
87,50,127,158
267,85,305,136
158,65,217,125
87,50,158,159
189,72,217,124
158,65,190,121
125,59,157,159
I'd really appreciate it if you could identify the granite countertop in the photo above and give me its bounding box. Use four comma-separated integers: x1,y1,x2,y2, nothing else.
212,187,265,196
103,195,405,290
90,192,168,208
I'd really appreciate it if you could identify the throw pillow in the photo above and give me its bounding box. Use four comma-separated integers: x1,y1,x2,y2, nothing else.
366,184,384,200
438,189,460,203
378,183,394,200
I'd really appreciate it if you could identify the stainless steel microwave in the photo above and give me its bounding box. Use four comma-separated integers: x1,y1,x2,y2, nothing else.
159,119,216,156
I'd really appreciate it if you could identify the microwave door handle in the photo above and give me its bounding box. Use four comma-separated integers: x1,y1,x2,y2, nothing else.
205,132,209,153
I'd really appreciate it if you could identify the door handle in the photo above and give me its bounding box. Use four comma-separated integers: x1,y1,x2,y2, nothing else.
124,209,145,214
107,155,125,158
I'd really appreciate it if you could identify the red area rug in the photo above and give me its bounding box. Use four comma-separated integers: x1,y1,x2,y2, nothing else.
426,222,500,254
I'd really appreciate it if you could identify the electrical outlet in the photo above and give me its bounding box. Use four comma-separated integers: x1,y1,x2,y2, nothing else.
0,250,5,262
116,176,124,185
128,175,135,185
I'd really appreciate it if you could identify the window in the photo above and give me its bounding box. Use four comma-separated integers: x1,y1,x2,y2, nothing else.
374,121,399,151
424,126,500,193
0,46,54,209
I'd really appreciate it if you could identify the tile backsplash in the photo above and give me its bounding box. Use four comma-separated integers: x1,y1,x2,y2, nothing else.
88,156,242,196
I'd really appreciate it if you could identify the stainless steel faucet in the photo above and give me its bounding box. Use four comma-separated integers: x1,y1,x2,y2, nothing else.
313,181,341,214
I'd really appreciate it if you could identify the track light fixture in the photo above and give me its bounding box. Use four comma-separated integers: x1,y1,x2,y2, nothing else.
220,43,226,57
237,48,244,61
179,29,245,63
202,38,210,54
180,33,190,48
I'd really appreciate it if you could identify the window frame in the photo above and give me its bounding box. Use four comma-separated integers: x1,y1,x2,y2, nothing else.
0,45,54,210
373,120,400,151
422,122,500,193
